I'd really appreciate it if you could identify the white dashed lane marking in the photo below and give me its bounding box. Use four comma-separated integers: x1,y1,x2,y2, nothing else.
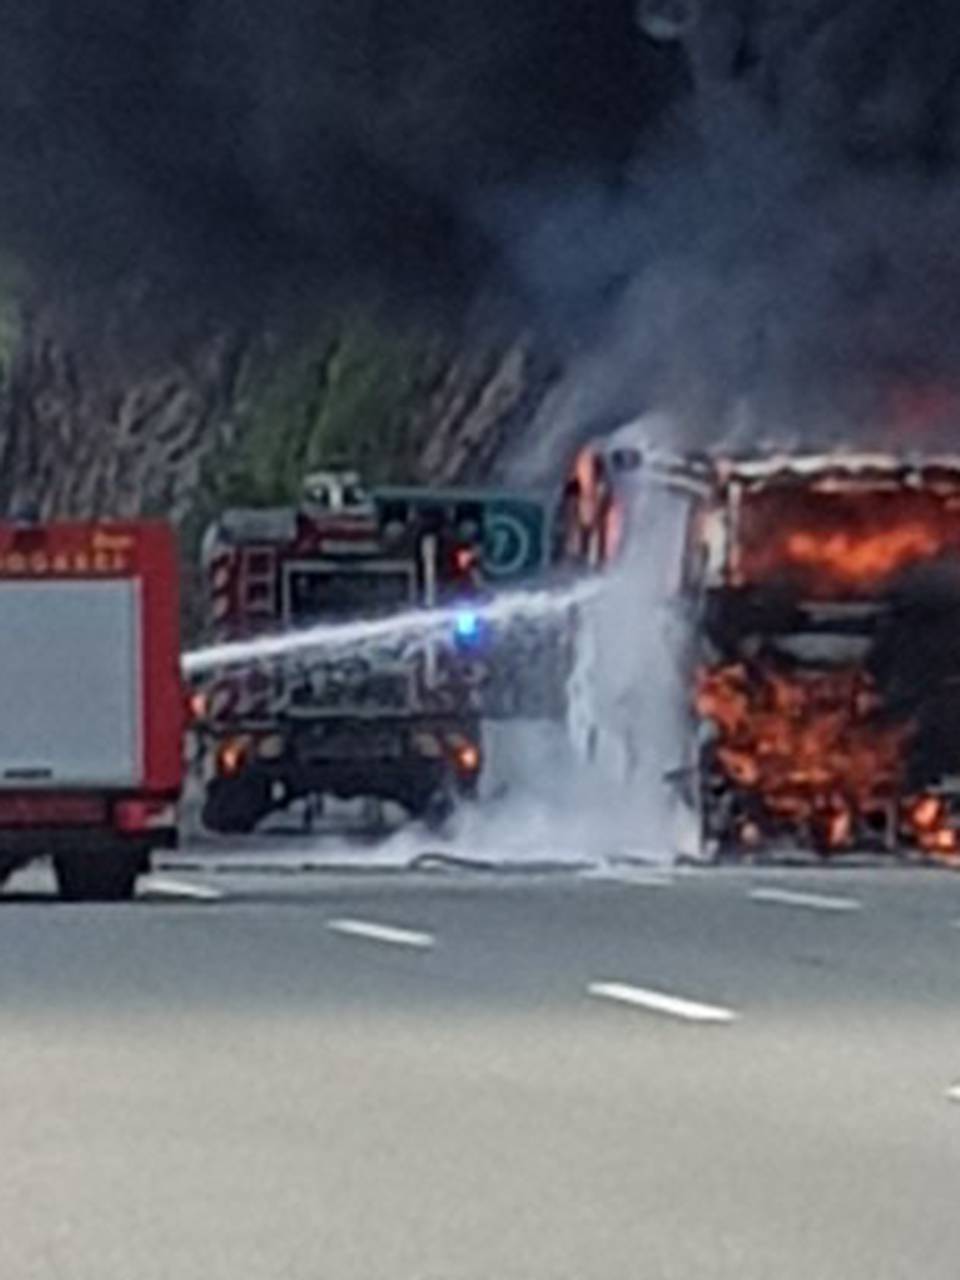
326,918,436,949
749,888,862,913
588,981,739,1024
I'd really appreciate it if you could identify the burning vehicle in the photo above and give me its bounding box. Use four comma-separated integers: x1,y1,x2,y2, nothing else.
559,435,960,860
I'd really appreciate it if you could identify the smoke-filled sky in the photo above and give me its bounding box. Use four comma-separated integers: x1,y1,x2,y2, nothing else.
0,0,682,311
3,0,960,451
510,0,960,470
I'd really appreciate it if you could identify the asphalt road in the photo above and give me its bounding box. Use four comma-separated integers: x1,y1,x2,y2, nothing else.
2,854,960,1279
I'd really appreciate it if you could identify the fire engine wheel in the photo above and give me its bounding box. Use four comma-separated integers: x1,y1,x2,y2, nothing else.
420,787,457,834
53,850,141,902
202,775,272,835
359,797,388,834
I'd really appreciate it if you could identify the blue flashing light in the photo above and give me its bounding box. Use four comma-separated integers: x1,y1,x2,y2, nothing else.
453,608,489,650
454,609,481,641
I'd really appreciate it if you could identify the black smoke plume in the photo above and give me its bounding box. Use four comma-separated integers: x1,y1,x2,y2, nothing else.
0,0,684,319
509,0,960,480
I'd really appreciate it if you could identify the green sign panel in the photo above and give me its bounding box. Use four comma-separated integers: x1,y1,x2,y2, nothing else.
374,487,548,582
481,497,546,581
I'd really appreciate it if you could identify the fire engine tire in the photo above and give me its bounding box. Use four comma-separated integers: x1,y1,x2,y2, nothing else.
202,775,272,835
420,787,457,834
359,797,388,834
53,850,140,902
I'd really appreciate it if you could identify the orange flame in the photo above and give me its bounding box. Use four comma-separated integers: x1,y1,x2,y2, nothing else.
734,489,960,596
908,795,944,833
698,665,960,855
826,808,853,850
903,796,959,858
783,524,942,587
931,828,959,856
696,664,909,848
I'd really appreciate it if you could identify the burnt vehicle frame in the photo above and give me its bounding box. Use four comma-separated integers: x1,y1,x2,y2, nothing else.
557,434,960,861
676,452,960,860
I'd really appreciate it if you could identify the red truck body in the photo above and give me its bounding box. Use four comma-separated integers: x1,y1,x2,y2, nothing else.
0,520,183,897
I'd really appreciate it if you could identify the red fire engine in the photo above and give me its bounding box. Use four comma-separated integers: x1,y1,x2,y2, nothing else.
0,519,182,898
191,471,486,833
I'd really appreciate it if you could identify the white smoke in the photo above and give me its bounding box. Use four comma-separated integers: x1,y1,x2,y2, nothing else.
453,417,698,868
505,1,960,486
636,0,700,44
436,3,960,868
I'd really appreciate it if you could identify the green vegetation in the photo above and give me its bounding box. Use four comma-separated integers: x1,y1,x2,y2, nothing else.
181,312,444,638
0,272,517,639
210,315,441,511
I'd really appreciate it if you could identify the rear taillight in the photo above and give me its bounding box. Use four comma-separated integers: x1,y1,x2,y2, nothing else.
114,799,177,834
217,737,249,777
452,741,481,776
186,689,209,724
454,547,477,574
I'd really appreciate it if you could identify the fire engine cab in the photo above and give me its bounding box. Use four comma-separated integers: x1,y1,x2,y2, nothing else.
191,471,487,833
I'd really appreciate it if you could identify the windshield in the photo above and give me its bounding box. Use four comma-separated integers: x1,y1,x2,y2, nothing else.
286,565,415,622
